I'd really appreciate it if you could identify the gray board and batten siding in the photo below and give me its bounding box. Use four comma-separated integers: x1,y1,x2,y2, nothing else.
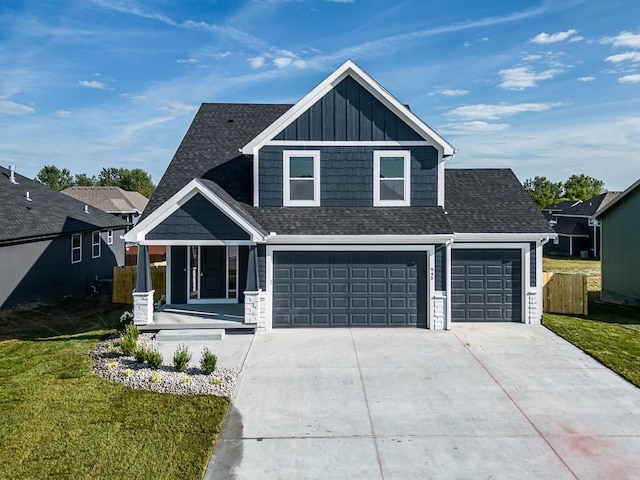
275,76,424,142
272,251,427,328
259,145,438,207
147,194,250,241
450,249,522,322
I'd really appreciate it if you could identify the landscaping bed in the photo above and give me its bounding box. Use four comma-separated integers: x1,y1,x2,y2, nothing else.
0,296,229,479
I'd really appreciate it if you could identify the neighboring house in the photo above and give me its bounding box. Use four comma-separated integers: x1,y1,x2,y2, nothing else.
0,166,129,309
126,60,554,329
62,186,149,225
544,192,620,257
596,178,640,307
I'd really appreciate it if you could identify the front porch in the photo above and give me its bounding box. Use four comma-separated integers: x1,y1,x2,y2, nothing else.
139,303,256,333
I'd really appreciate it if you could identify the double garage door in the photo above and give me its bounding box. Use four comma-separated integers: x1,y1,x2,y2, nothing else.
451,249,522,322
273,251,427,327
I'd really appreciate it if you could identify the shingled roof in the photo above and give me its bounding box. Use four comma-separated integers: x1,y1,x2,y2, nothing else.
0,167,129,245
444,169,554,234
62,186,148,214
142,104,551,237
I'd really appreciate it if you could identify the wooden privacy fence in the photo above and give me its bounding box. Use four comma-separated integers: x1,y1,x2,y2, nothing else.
542,272,588,315
112,266,166,304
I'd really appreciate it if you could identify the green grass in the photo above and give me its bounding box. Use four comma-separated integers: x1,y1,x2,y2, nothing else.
543,254,601,276
544,300,640,388
0,296,229,479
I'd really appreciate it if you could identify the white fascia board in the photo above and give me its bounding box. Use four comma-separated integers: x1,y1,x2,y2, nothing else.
264,234,454,244
124,179,266,244
141,240,253,246
241,60,456,157
453,233,556,242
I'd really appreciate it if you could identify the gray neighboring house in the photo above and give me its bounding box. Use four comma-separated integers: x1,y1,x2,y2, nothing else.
126,60,554,329
596,178,640,307
62,186,149,225
0,166,128,309
544,192,620,257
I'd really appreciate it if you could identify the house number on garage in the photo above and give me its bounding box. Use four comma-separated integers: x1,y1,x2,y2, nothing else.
430,267,435,281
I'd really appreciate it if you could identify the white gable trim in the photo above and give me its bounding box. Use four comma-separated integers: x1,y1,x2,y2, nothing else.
124,179,266,243
242,60,456,157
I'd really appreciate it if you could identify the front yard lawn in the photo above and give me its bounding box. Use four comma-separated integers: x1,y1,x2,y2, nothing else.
544,300,640,388
0,297,229,479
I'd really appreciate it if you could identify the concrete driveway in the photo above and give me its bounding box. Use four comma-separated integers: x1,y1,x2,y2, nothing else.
205,324,640,479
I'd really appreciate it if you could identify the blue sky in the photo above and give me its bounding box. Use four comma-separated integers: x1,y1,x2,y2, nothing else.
1,0,639,192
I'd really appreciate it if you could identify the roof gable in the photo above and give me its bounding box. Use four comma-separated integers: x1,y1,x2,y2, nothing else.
62,186,148,213
596,179,640,218
242,60,455,156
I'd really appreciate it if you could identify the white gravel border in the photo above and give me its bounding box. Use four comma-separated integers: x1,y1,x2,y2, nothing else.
91,333,239,396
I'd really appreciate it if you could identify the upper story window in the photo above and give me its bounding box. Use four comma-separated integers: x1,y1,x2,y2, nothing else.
71,233,82,264
283,150,320,206
374,150,411,206
92,231,101,258
106,230,114,245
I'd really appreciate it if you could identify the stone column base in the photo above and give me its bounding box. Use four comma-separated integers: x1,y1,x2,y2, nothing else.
133,290,155,326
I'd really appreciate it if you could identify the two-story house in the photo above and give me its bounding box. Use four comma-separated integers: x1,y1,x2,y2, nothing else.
125,61,554,330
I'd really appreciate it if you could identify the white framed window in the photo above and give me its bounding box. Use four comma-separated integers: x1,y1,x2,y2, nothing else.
374,150,411,206
283,150,320,206
106,230,113,245
71,233,82,264
92,231,101,258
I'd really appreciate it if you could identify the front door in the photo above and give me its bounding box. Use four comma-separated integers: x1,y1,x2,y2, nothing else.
201,246,225,298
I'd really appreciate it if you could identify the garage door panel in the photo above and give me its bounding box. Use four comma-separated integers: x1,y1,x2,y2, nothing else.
273,251,426,328
452,249,522,322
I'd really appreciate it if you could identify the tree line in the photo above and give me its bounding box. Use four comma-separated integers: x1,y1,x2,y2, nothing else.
36,165,155,199
523,174,605,209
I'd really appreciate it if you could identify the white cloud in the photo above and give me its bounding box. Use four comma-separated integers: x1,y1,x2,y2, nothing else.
156,100,198,116
440,89,469,96
292,59,307,69
442,121,509,134
569,35,584,42
602,31,640,49
530,29,579,44
605,52,640,63
619,74,640,84
273,57,293,68
498,66,562,89
249,56,265,69
449,103,561,120
177,58,198,64
0,99,34,115
79,80,108,89
577,76,595,82
55,110,72,118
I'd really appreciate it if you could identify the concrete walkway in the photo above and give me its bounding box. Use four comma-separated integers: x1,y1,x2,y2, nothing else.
205,324,640,479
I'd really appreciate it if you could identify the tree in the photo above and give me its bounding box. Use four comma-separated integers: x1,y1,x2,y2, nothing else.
564,174,605,201
97,167,155,198
36,165,74,191
523,176,563,209
74,173,96,186
97,167,121,187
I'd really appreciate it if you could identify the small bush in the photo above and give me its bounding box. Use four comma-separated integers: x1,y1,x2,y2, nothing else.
146,348,163,370
181,376,192,384
120,324,140,357
173,344,191,372
134,347,148,363
120,311,134,328
106,344,120,358
122,369,134,377
212,377,222,385
105,361,118,370
154,295,166,311
200,348,217,375
150,372,162,383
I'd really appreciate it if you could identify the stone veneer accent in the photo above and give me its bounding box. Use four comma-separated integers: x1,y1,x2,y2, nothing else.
432,294,447,330
244,290,268,329
133,290,155,326
527,291,540,324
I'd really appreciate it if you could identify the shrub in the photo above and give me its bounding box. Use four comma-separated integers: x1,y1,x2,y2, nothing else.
106,344,120,358
181,376,192,384
173,344,191,372
119,311,134,328
212,377,222,385
122,369,134,377
200,348,217,375
120,324,140,357
154,295,166,311
150,372,162,383
105,361,118,370
146,348,163,370
134,347,148,363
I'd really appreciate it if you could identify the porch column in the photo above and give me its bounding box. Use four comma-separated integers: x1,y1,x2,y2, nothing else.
133,244,154,325
244,245,264,327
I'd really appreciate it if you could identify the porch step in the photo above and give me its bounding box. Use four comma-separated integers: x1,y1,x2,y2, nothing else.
155,329,226,342
139,321,256,334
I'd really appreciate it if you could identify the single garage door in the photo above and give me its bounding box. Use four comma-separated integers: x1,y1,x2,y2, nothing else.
451,249,522,322
273,251,427,327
